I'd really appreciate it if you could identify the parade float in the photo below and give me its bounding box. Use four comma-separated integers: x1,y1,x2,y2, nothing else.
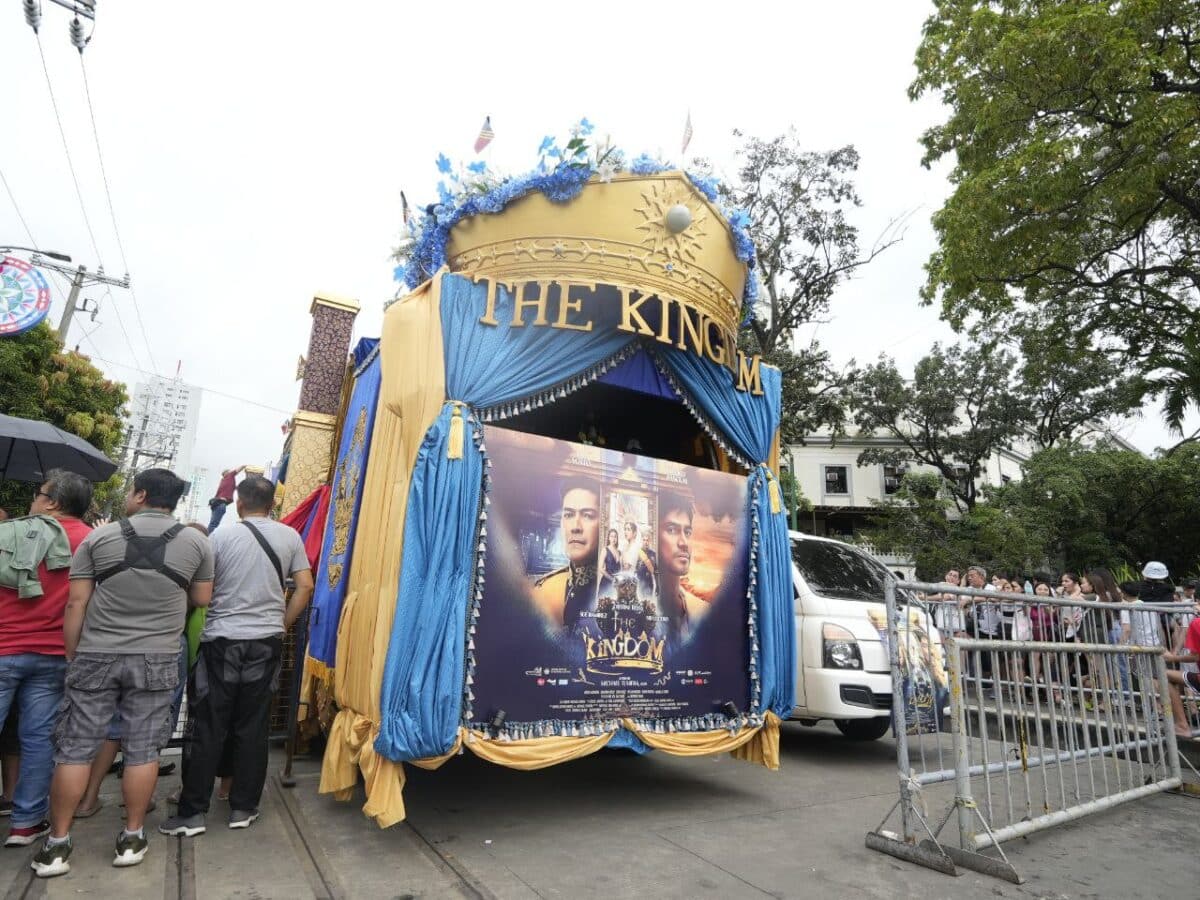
296,126,795,825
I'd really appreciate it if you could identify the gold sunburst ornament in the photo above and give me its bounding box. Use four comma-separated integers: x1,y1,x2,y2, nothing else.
634,184,707,263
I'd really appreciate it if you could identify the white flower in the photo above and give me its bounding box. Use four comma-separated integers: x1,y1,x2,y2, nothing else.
597,160,618,183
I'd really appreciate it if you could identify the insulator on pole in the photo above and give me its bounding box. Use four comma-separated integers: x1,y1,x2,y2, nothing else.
23,0,42,33
69,15,89,53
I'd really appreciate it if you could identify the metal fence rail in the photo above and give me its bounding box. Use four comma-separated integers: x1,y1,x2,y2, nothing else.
867,580,1195,884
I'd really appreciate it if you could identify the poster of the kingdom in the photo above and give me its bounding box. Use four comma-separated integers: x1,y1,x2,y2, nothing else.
471,425,751,725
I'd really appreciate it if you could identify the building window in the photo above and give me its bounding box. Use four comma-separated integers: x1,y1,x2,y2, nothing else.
823,465,849,496
882,464,906,495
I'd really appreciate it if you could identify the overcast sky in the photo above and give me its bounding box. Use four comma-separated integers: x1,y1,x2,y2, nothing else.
2,1,1191,502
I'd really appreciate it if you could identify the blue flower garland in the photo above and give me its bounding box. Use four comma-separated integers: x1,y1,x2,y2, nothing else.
395,121,759,308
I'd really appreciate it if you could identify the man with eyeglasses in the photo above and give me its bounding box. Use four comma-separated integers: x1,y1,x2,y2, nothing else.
0,471,93,848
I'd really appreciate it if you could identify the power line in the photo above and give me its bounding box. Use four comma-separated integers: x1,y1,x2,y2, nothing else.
0,164,38,245
82,350,295,415
34,32,103,266
78,54,159,375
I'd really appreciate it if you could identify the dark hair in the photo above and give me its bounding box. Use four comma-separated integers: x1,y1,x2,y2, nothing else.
41,468,93,518
236,475,276,513
1185,579,1198,591
659,491,694,522
560,475,600,502
1119,580,1142,597
133,468,187,512
1033,572,1054,586
1086,568,1122,603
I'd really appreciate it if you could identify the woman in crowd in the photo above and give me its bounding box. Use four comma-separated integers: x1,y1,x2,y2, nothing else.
1028,579,1063,704
928,567,967,639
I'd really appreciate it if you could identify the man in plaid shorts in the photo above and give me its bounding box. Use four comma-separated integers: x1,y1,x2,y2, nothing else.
31,469,213,878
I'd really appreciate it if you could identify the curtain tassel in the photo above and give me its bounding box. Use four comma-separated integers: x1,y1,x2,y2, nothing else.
447,402,465,459
767,477,781,514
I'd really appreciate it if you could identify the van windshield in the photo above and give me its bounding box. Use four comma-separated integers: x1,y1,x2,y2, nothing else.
791,539,893,602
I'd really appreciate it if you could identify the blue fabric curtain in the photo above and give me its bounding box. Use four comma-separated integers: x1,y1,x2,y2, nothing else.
308,352,381,669
657,347,795,718
597,348,679,402
376,272,793,760
376,275,630,760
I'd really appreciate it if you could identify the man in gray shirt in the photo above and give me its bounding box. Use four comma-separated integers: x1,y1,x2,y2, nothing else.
161,475,312,836
34,469,213,879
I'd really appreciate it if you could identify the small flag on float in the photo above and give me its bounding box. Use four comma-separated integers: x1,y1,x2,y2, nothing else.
681,110,693,156
474,115,495,153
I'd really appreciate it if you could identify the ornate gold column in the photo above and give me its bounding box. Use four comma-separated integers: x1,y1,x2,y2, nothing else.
281,292,359,516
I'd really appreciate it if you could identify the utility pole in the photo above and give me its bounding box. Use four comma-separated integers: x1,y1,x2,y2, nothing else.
31,254,130,343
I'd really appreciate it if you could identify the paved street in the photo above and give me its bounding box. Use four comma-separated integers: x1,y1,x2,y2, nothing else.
2,723,1196,899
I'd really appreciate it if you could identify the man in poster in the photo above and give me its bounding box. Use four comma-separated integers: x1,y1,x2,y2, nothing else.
531,476,611,629
657,491,706,644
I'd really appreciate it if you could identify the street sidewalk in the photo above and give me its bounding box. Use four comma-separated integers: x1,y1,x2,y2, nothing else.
2,727,1197,899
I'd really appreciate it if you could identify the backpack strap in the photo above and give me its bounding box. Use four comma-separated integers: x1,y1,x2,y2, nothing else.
241,521,285,591
95,520,191,589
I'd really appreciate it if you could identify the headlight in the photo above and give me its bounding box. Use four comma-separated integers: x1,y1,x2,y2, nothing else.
822,623,862,670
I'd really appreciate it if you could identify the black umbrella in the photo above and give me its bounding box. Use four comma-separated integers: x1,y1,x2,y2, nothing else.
0,412,119,483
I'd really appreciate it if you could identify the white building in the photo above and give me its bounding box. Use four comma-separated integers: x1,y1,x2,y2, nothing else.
784,425,1139,576
124,375,202,501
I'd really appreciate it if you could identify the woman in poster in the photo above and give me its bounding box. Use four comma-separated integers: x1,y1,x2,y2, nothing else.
620,521,641,573
603,528,621,577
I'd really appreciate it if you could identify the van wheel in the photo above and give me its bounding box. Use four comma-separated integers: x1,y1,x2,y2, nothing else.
834,718,891,741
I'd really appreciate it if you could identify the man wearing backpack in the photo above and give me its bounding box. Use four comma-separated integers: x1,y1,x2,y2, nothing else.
33,469,213,878
161,475,312,837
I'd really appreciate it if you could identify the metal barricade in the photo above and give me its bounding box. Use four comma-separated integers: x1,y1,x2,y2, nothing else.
867,581,1192,884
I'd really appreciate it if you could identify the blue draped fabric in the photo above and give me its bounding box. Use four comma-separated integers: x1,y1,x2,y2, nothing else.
657,347,795,718
375,405,484,759
375,272,793,760
308,351,381,669
352,337,379,369
376,275,631,760
598,348,679,402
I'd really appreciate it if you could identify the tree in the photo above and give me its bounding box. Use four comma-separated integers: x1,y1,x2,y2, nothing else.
911,1,1200,436
848,343,1025,510
716,131,903,357
0,323,128,515
861,472,1047,580
1012,316,1148,450
994,444,1200,576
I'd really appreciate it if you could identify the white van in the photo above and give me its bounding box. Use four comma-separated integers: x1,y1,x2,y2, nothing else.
788,531,925,740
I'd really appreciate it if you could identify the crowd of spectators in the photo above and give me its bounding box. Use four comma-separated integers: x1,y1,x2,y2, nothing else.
925,563,1200,738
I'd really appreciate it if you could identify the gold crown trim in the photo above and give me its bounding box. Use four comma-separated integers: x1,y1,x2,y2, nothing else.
446,172,746,337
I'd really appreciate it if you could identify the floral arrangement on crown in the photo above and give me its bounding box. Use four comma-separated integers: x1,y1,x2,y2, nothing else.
391,119,759,312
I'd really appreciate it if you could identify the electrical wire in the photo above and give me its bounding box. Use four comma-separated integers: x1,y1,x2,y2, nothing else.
78,54,160,376
82,350,295,415
0,164,38,245
34,32,102,266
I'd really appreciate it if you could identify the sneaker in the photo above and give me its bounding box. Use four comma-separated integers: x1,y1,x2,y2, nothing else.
158,813,206,837
6,820,51,847
113,830,149,867
0,796,12,817
228,809,259,829
31,837,72,878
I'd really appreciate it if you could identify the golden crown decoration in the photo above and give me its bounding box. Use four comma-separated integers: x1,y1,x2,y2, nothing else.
446,172,748,339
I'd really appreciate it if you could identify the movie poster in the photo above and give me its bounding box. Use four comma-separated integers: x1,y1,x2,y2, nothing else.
471,426,751,725
866,607,949,734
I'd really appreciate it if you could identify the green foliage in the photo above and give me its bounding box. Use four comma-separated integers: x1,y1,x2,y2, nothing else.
848,342,1025,509
912,0,1200,434
994,444,1200,576
711,131,902,357
0,324,128,517
863,472,1047,580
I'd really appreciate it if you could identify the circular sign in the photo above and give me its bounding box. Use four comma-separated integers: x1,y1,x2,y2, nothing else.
0,256,52,336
